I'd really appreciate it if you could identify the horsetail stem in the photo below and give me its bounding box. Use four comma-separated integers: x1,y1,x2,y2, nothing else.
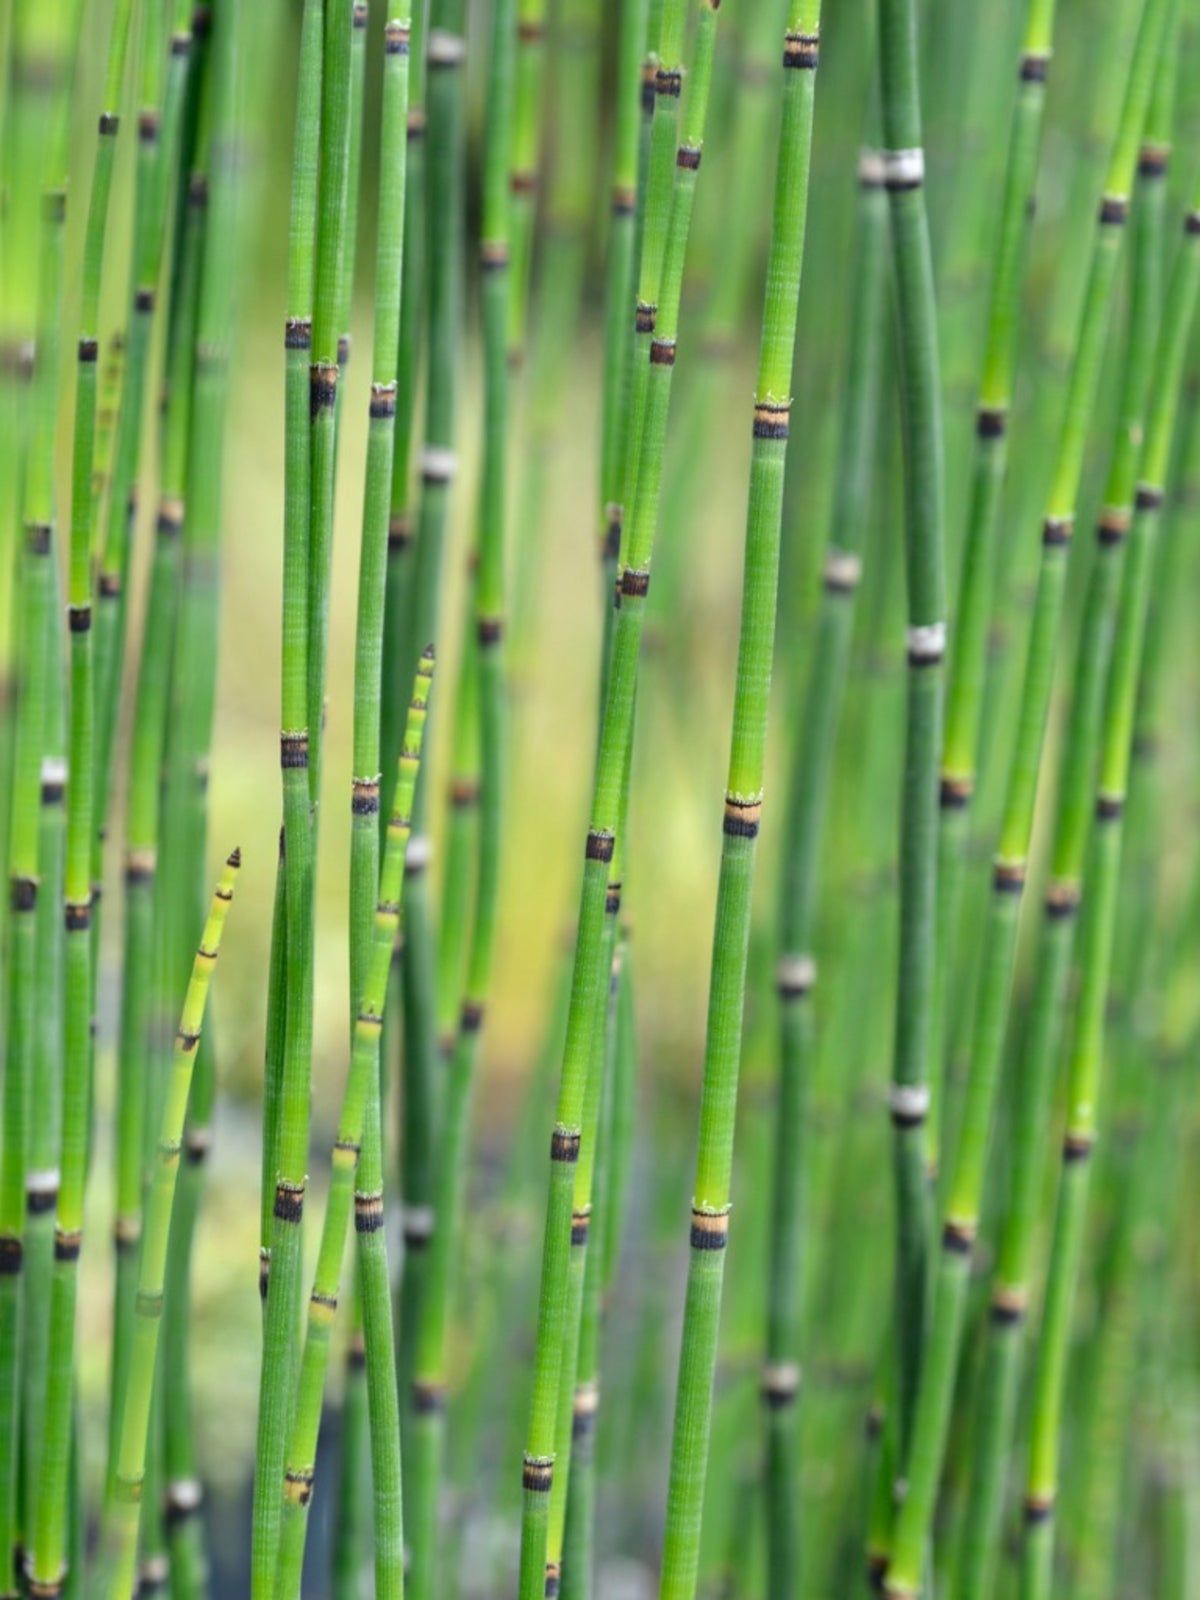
342,16,411,1598
657,8,820,1596
0,6,75,1582
506,0,548,369
93,0,197,881
395,0,468,1479
883,2,1174,1592
106,109,207,1512
405,0,515,1585
876,0,948,1449
271,652,432,1600
1018,156,1200,1600
929,0,1057,1163
954,27,1179,1596
100,851,241,1600
252,0,325,1590
305,0,355,807
765,132,889,1598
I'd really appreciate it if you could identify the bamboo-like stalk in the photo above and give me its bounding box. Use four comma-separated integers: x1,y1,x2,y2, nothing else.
93,0,199,877
875,0,948,1447
394,0,467,1445
99,850,241,1600
953,33,1178,1597
405,0,515,1587
251,0,325,1589
1017,166,1200,1600
595,0,649,671
340,17,411,1599
656,7,820,1596
0,7,74,1585
929,0,1057,1163
506,0,549,369
105,105,206,1512
507,0,601,660
271,651,433,1600
158,12,242,1573
558,934,622,1600
764,137,888,1598
881,2,1172,1591
515,0,721,1592
379,0,431,846
305,0,355,806
21,606,66,1570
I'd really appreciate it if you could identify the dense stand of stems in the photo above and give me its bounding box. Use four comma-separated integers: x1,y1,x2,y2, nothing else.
954,34,1178,1596
882,1,1171,1591
1017,159,1200,1600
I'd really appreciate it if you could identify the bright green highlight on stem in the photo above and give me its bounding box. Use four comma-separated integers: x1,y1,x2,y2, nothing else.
102,852,241,1600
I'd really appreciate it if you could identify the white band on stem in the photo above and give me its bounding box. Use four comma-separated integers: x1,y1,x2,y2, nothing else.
405,834,433,871
906,621,946,662
427,28,466,63
421,444,458,482
889,1083,930,1120
858,148,886,186
883,147,925,186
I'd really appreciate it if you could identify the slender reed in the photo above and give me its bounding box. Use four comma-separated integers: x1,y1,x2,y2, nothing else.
764,137,888,1597
882,1,1172,1590
405,0,515,1587
656,7,820,1596
1018,162,1200,1600
0,5,74,1582
271,652,432,1600
101,851,241,1600
394,0,467,1434
251,0,325,1588
157,6,243,1572
342,15,411,1596
106,110,207,1507
93,0,198,871
305,0,355,807
875,0,948,1444
930,0,1057,1161
953,34,1178,1596
21,608,66,1570
506,0,549,368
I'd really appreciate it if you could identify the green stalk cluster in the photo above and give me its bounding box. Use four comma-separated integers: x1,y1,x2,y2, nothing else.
954,26,1179,1595
883,2,1173,1591
1018,158,1200,1600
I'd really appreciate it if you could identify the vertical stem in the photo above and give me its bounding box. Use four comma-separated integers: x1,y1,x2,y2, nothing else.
100,854,241,1600
657,7,819,1596
876,0,947,1450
